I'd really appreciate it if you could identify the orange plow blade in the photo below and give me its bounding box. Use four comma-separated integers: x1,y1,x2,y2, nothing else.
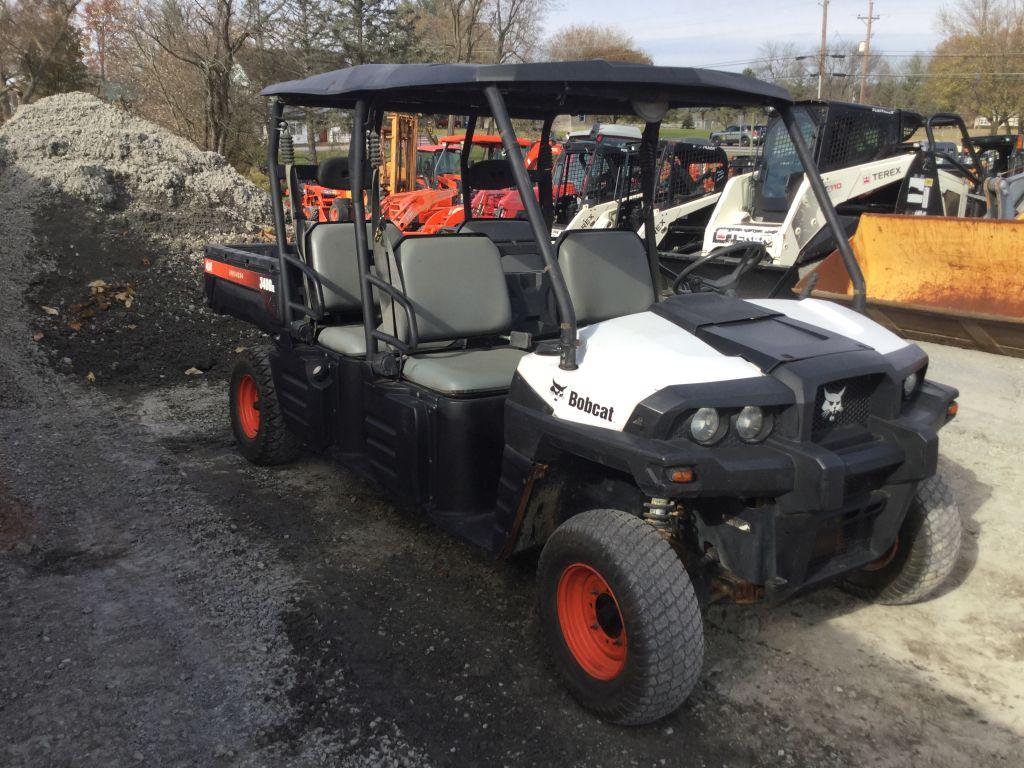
799,214,1024,357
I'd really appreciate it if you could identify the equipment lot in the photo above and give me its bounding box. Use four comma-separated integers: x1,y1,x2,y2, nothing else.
0,92,1021,766
1,318,1021,766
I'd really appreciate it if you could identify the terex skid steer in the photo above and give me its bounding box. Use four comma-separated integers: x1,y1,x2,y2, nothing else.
654,102,986,294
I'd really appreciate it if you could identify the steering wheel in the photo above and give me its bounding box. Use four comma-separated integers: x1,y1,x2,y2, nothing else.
671,241,768,296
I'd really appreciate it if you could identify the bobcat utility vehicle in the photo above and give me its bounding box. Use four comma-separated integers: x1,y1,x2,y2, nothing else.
202,61,962,725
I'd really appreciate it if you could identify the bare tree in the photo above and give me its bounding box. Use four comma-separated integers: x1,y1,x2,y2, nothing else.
135,0,253,154
544,24,651,64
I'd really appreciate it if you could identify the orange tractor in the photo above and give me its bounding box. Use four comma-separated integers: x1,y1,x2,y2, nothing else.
390,133,532,234
292,112,420,223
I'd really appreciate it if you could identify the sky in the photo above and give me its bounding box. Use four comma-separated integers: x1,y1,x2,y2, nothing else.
544,0,947,70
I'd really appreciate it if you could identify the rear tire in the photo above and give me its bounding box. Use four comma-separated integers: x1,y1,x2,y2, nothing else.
843,474,961,605
230,348,301,465
537,509,704,725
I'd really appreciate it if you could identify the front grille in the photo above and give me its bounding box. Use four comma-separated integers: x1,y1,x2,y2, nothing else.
812,375,876,438
807,498,886,577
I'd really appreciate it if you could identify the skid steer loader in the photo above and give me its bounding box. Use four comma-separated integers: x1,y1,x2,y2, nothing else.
654,103,988,295
201,61,962,725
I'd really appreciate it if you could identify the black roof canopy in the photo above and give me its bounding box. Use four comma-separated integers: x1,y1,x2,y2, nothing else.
261,60,792,117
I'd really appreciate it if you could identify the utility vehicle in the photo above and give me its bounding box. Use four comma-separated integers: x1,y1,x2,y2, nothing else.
202,61,962,725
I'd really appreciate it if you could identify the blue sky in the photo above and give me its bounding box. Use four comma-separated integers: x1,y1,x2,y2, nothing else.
545,0,947,69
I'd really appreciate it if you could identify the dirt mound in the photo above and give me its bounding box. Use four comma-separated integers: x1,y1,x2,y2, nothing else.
0,92,273,389
0,92,269,242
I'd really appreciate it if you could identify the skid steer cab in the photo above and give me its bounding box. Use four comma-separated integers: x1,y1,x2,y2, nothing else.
201,62,962,726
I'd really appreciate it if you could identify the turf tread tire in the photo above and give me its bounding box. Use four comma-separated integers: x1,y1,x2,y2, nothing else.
230,348,302,466
537,509,703,725
843,474,961,605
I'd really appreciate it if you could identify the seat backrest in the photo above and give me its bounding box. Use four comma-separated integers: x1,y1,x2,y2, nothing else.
458,218,535,243
458,219,544,272
557,230,655,325
306,222,372,315
382,233,512,344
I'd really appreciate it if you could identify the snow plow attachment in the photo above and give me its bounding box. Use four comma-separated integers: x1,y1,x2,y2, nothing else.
799,213,1024,357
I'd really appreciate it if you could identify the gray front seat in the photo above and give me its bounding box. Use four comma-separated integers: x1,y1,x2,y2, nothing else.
556,230,655,324
377,233,526,395
311,221,372,355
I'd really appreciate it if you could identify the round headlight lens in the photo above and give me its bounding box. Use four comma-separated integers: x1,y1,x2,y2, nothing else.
903,372,920,399
736,405,765,441
690,407,721,444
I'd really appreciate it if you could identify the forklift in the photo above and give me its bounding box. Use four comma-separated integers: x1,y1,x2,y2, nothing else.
201,61,962,725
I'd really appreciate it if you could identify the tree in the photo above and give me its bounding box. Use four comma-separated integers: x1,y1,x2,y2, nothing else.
544,24,651,64
134,0,252,155
333,0,422,65
927,0,1024,132
81,0,132,88
0,0,91,106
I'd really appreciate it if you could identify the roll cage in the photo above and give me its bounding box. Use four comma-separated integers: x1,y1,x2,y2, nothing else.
260,61,867,372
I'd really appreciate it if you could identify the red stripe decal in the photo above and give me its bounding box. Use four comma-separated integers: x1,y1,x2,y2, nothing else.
203,258,264,291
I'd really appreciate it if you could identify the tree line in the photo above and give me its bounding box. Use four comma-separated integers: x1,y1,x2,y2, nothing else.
0,0,650,171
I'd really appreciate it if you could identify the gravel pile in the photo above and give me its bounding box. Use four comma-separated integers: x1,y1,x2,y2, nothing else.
0,92,274,389
0,91,270,245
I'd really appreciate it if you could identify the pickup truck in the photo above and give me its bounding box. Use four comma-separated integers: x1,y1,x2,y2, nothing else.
709,124,753,146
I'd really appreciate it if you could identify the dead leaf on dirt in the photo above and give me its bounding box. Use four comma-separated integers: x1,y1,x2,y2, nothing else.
124,298,133,309
141,257,151,267
32,331,44,342
66,320,83,332
88,279,108,294
126,324,137,330
184,367,204,376
79,308,95,319
234,346,246,353
85,372,96,383
41,306,59,316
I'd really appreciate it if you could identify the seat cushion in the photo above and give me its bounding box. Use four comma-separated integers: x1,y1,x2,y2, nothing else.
317,324,366,355
402,347,526,395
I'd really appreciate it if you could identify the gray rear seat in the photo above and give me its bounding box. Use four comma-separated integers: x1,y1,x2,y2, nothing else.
378,233,525,395
310,221,372,355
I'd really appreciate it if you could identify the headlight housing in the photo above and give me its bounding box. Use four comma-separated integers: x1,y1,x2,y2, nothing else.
689,407,721,444
735,405,766,441
903,371,920,400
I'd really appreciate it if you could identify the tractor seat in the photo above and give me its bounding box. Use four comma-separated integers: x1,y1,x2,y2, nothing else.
556,230,655,325
377,233,526,395
318,324,366,355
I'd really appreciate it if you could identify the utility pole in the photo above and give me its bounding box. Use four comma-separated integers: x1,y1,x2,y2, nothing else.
859,1,879,103
817,0,829,99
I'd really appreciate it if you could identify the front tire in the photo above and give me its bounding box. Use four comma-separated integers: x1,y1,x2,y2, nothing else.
230,348,301,465
537,509,704,725
843,474,962,605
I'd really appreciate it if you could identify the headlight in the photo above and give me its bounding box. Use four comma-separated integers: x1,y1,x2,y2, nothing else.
903,372,920,399
736,405,766,441
690,407,721,444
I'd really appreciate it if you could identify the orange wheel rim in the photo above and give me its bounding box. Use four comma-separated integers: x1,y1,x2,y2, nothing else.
556,563,627,681
236,373,260,439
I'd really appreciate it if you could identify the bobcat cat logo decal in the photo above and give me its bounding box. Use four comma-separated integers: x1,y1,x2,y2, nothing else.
822,387,846,422
550,380,567,400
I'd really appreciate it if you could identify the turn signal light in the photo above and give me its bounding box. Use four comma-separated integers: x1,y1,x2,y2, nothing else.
668,467,695,484
946,401,959,420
